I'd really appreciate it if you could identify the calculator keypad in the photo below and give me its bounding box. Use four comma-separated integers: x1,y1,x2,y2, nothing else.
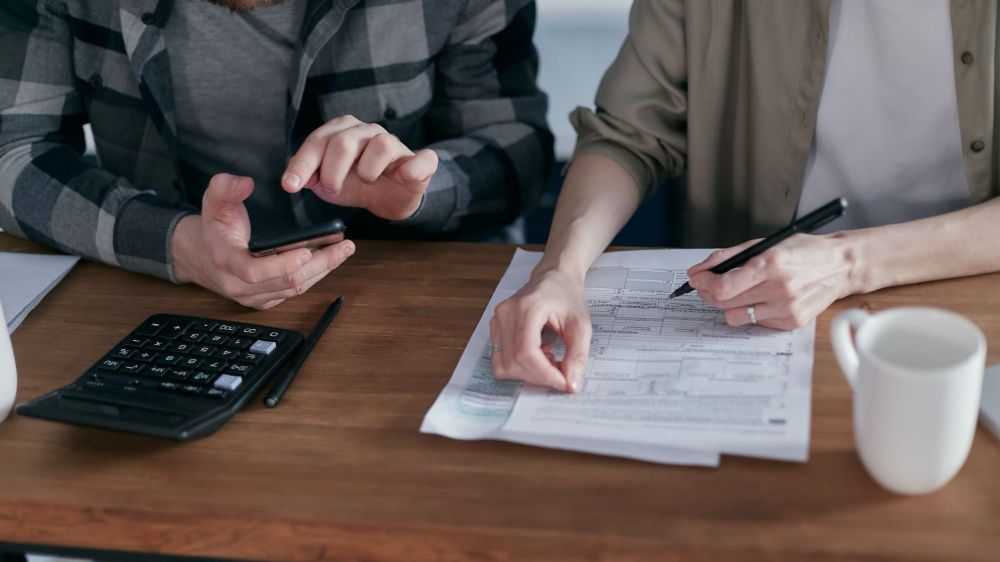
85,315,292,403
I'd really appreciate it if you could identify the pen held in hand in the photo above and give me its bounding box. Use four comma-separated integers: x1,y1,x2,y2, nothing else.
264,296,343,407
668,197,848,299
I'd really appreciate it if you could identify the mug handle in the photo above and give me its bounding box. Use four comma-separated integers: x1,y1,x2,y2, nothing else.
830,309,869,390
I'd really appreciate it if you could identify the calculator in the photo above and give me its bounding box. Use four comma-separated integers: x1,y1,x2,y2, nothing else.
16,314,303,440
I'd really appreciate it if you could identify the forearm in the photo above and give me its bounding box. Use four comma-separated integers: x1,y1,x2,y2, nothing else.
842,197,1000,293
533,153,642,282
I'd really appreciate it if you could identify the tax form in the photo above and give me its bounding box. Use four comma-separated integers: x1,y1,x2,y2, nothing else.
421,249,815,465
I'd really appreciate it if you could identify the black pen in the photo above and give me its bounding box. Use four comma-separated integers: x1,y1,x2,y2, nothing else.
668,197,848,299
264,296,343,407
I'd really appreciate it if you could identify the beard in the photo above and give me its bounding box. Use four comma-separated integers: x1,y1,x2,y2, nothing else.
205,0,289,13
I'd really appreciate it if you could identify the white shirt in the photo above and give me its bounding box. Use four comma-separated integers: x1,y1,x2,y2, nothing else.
797,0,971,232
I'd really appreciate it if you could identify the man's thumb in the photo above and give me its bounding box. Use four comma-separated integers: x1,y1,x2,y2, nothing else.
203,174,253,220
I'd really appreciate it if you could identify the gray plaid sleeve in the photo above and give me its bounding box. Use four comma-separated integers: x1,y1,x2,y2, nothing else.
397,0,554,232
0,0,191,281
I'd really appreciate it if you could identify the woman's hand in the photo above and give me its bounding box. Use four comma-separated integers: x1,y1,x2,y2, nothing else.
489,269,593,392
686,233,863,330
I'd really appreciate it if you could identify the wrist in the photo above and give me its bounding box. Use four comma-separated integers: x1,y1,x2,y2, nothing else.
831,229,875,295
532,254,588,285
171,215,202,284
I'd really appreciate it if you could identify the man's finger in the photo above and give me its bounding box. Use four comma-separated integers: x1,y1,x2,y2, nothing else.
355,133,412,184
393,149,438,184
282,117,364,192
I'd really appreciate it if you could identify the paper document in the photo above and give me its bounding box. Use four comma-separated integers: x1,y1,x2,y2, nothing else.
421,249,815,465
0,252,79,332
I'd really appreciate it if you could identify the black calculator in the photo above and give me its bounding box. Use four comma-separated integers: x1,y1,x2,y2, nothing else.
16,314,303,440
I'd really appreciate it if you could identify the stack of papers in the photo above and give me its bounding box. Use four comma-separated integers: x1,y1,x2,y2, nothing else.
0,252,79,333
421,249,815,467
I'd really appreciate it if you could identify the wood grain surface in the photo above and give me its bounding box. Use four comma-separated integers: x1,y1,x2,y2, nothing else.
0,234,998,562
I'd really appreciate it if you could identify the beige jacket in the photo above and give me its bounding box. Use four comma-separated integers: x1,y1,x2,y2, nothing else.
572,0,999,247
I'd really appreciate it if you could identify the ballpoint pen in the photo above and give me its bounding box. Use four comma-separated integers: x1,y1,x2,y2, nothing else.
668,197,848,299
264,296,343,407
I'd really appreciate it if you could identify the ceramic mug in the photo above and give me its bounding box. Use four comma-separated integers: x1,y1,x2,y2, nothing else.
831,307,986,494
0,300,16,422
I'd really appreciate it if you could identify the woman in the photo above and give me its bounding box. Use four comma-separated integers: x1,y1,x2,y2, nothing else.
490,0,1000,392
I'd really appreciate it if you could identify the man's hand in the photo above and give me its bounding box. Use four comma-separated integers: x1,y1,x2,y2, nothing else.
686,233,862,330
281,115,438,221
172,173,355,309
489,269,593,392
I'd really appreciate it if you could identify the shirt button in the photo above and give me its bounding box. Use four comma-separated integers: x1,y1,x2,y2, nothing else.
971,139,986,153
961,51,974,65
383,107,397,120
89,73,103,88
141,12,157,25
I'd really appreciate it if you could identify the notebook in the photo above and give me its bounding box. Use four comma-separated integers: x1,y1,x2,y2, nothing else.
0,252,79,333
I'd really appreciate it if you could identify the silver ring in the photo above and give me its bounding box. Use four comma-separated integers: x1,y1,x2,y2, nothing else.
492,344,503,353
747,305,757,325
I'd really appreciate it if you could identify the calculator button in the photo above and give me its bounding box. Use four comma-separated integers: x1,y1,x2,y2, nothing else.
132,351,157,363
205,388,228,399
192,345,216,357
202,360,228,373
125,337,147,348
249,340,277,355
240,352,262,364
158,381,180,392
216,323,239,334
83,380,110,392
168,369,192,381
146,365,169,377
205,334,229,346
238,326,262,338
145,339,169,351
190,372,216,385
111,347,134,359
228,363,252,375
214,374,243,391
99,358,123,371
157,354,182,366
161,321,190,339
179,357,202,369
170,342,194,353
227,337,252,350
121,362,144,374
135,319,166,336
262,329,285,342
215,349,239,361
181,331,206,343
193,321,218,332
179,384,203,396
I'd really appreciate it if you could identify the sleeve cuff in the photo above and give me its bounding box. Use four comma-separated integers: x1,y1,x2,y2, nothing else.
113,192,195,283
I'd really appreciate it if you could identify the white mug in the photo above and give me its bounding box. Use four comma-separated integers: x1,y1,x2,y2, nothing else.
831,307,986,495
0,300,16,422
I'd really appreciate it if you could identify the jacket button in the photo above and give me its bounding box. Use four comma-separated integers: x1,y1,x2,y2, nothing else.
971,139,986,153
89,73,103,88
141,12,157,25
383,107,397,120
961,51,974,65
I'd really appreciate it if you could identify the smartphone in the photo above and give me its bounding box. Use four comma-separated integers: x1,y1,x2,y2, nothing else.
248,218,346,257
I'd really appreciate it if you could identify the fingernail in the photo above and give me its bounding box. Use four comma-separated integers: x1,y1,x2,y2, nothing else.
344,241,356,256
283,173,301,190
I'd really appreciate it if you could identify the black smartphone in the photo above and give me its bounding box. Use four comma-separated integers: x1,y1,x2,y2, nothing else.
248,218,347,257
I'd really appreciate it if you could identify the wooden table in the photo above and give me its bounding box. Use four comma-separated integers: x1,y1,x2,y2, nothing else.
0,234,998,562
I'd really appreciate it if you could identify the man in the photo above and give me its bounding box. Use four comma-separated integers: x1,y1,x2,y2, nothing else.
489,0,1000,392
0,0,553,309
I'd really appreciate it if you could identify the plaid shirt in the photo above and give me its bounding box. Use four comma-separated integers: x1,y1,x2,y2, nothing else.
0,0,553,281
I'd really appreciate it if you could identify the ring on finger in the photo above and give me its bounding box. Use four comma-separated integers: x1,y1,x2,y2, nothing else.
747,305,757,325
